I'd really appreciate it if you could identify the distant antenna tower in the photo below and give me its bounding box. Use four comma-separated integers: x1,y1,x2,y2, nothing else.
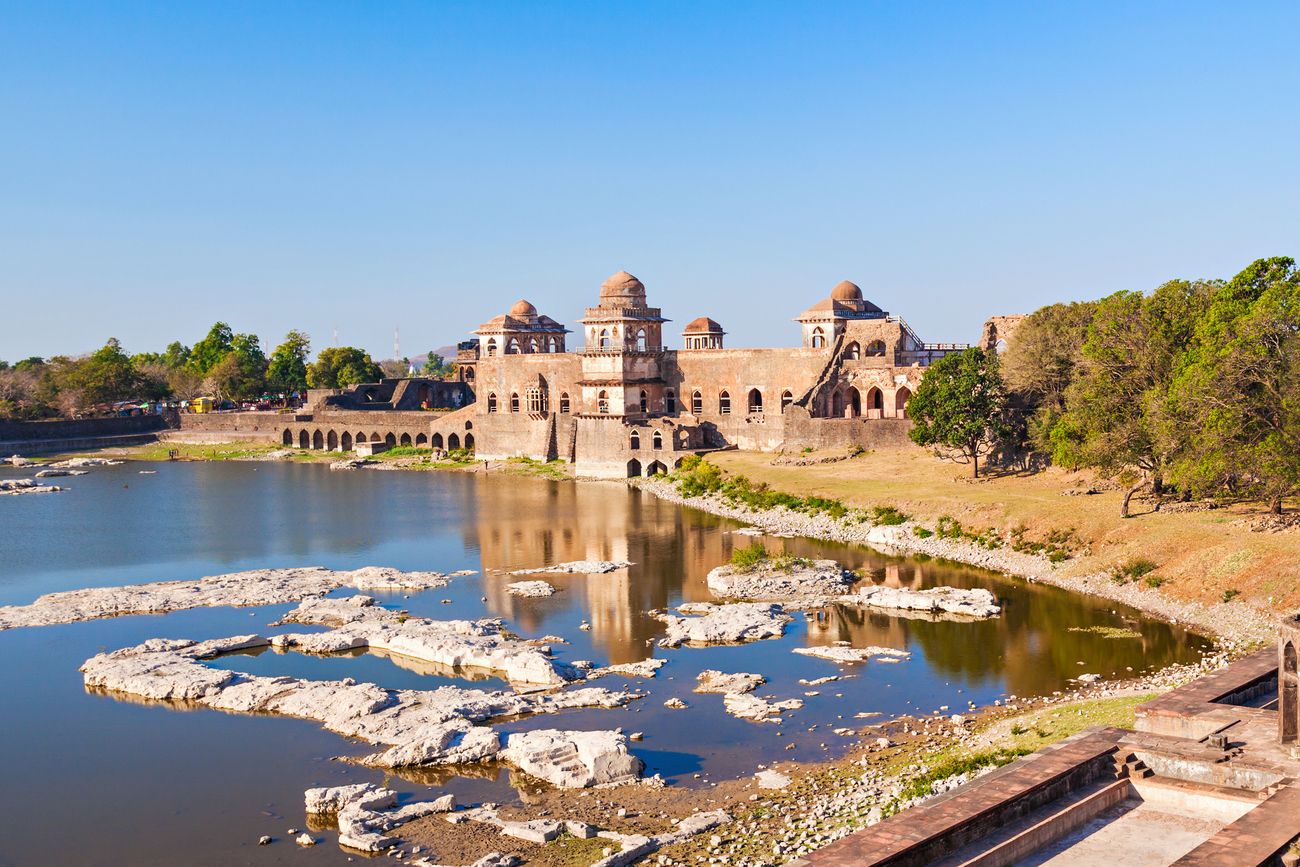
394,327,401,361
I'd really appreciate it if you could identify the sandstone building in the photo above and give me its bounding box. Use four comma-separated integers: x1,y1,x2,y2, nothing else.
256,271,1020,479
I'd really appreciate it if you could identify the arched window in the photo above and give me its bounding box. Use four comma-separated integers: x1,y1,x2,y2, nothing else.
487,393,498,413
464,367,475,381
559,392,570,413
635,329,647,351
780,390,793,413
812,327,826,349
691,390,703,414
652,430,663,450
639,389,648,413
665,389,676,414
869,387,884,411
719,391,731,414
597,390,609,414
866,340,887,357
506,338,520,355
486,339,497,357
845,341,860,360
510,393,520,412
526,387,547,414
748,388,763,414
599,329,611,349
549,336,560,352
528,338,540,353
630,430,640,450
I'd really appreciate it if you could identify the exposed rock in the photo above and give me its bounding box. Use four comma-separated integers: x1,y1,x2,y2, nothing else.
653,602,791,647
81,633,641,786
0,566,458,631
663,698,688,709
755,769,792,789
694,670,765,694
258,835,271,845
839,584,1001,618
706,559,857,601
505,580,557,597
331,458,377,471
1076,673,1102,683
722,693,804,722
273,595,571,686
793,645,912,664
47,457,121,468
296,833,316,847
33,468,87,478
305,783,396,815
512,560,632,575
587,658,667,680
7,455,37,466
0,478,61,495
589,809,730,867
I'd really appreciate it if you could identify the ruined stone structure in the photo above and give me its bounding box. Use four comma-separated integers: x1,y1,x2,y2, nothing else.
250,270,1014,478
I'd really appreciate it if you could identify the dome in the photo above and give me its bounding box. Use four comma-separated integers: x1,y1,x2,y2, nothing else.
509,299,537,317
599,270,646,300
830,280,864,302
683,316,724,334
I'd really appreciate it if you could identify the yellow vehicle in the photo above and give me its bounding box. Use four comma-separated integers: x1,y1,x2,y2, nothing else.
190,396,216,414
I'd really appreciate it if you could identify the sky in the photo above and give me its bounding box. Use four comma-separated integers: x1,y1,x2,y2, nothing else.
2,1,1298,362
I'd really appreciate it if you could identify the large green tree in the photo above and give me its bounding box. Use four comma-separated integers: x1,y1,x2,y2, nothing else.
306,347,382,389
266,330,311,396
1167,257,1300,513
907,347,1010,478
53,338,142,410
189,322,235,375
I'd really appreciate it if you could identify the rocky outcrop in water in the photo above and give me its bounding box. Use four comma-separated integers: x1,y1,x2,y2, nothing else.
0,478,62,495
0,566,467,630
841,584,1001,618
706,560,858,601
792,645,911,664
504,580,557,597
653,602,792,647
80,633,642,786
511,560,632,575
694,670,765,694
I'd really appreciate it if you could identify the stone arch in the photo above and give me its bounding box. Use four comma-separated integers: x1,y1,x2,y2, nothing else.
691,390,703,415
719,390,731,415
627,458,642,477
528,337,540,353
384,432,397,447
598,390,610,414
464,366,475,382
665,388,676,414
416,433,427,446
647,460,668,476
327,430,338,450
1285,641,1298,744
849,387,861,417
448,433,461,450
356,431,367,444
464,433,474,450
652,430,663,450
780,390,794,413
866,340,887,357
432,433,444,449
548,336,560,353
486,338,497,357
341,431,353,451
506,338,520,354
639,389,648,413
748,388,763,414
282,429,293,446
298,430,309,449
465,420,473,430
510,393,520,413
812,327,826,349
635,329,647,351
487,393,498,413
630,430,640,450
845,341,860,360
831,391,844,418
559,392,571,413
400,433,412,446
599,328,611,349
312,429,324,450
867,387,884,411
371,432,382,444
895,386,912,417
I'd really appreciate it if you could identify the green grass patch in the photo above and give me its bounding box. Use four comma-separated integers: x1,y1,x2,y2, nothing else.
1111,557,1158,584
870,505,910,526
671,456,852,520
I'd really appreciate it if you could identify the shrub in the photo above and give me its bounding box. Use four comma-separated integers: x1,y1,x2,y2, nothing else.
870,505,909,526
1144,575,1165,588
1222,588,1240,603
1111,558,1158,583
730,542,770,572
912,526,934,539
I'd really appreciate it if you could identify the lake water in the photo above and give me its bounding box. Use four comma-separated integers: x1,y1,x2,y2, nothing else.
0,460,1210,865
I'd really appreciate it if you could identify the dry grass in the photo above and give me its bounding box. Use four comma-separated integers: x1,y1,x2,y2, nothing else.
710,448,1300,610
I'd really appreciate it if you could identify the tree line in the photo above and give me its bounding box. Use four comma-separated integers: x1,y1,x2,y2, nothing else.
0,323,433,419
908,256,1300,516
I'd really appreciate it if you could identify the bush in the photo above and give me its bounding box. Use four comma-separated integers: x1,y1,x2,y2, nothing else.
1222,588,1240,603
730,542,770,572
912,526,934,539
1112,558,1158,583
1144,575,1165,588
870,505,909,526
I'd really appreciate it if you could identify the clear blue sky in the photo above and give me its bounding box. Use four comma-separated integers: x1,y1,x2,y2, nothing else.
3,1,1298,362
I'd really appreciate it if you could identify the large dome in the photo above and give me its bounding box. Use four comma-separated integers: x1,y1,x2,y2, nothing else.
830,280,864,302
599,270,646,302
509,299,537,317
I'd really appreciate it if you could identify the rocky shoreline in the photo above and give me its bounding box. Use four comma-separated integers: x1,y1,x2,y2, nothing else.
635,477,1275,647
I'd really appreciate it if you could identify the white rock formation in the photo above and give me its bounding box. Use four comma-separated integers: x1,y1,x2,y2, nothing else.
721,693,804,723
304,782,456,852
755,769,792,789
511,560,632,575
0,566,457,631
839,584,1001,618
706,559,857,601
588,809,731,867
80,633,641,787
0,478,61,495
47,457,122,468
33,468,87,477
694,670,765,694
587,658,667,680
505,580,557,597
273,595,570,686
793,645,912,664
654,603,791,647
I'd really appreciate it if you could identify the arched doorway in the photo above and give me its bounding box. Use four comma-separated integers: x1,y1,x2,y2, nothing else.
448,433,460,450
849,387,861,417
647,460,667,476
464,433,474,450
780,390,793,413
432,433,444,449
384,432,397,447
326,430,338,450
400,433,412,446
868,387,884,412
416,433,427,446
341,432,353,451
627,458,642,477
298,430,309,449
312,430,324,450
845,342,860,360
831,391,844,418
282,429,293,446
895,387,912,418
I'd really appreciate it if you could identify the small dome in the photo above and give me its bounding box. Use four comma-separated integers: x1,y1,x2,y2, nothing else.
830,280,863,302
509,299,537,317
600,270,646,299
683,316,724,334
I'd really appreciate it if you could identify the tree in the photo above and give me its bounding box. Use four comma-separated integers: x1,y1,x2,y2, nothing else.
1167,258,1300,514
266,330,311,397
423,352,453,378
189,322,235,375
53,338,142,411
1000,301,1097,455
907,347,1010,478
203,352,263,401
379,358,411,379
306,347,382,389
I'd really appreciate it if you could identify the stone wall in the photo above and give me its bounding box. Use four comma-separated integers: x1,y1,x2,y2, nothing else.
0,415,169,441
